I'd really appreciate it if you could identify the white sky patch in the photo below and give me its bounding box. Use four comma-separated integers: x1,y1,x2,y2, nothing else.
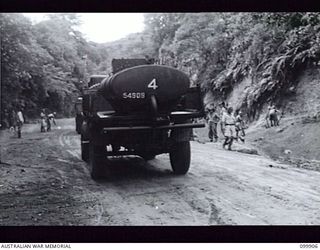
23,13,50,23
23,13,145,43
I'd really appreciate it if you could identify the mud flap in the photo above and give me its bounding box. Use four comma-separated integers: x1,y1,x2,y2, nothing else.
89,144,106,180
81,134,89,162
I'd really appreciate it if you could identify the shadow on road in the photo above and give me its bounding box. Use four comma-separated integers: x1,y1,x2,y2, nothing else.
91,156,175,182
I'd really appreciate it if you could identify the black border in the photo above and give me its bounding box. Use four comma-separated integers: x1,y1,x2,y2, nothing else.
1,0,320,244
0,226,320,242
0,0,320,12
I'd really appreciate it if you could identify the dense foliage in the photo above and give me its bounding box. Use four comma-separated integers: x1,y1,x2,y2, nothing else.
143,13,320,120
0,13,109,118
1,13,320,123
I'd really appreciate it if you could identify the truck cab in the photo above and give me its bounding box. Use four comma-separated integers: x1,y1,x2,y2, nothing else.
75,75,108,134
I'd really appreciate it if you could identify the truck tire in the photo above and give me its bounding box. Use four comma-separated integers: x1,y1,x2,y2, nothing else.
169,141,191,175
81,135,89,162
89,144,105,180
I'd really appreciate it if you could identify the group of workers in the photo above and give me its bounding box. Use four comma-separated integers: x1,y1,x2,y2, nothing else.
1,107,57,137
40,109,56,132
205,102,281,150
205,102,245,150
265,105,280,128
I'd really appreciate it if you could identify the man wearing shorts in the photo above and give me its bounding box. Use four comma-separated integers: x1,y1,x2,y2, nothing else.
221,107,236,150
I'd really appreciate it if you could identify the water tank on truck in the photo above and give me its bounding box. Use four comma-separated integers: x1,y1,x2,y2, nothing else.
98,64,191,115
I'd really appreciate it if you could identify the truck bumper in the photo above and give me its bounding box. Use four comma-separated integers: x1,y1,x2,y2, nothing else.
102,122,205,133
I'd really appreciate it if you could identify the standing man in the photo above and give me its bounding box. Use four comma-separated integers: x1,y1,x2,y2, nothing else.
46,112,51,132
265,106,271,128
206,106,220,142
9,109,17,133
221,107,236,150
235,110,245,143
219,102,228,136
16,108,24,138
40,109,47,132
269,105,280,127
220,102,228,115
48,112,56,126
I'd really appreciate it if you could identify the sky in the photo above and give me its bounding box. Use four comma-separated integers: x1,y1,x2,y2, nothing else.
23,13,145,43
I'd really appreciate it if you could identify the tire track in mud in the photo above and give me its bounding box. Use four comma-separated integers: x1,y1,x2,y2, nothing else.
58,130,81,160
207,200,226,225
54,123,226,225
2,120,232,225
18,118,320,225
55,128,164,225
55,128,108,225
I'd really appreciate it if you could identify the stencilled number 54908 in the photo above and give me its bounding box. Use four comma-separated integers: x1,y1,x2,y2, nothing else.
122,92,146,99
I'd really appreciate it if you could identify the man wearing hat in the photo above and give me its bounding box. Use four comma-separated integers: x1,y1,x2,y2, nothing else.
206,105,220,142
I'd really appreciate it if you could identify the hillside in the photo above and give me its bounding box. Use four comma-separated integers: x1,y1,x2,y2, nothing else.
200,66,320,165
245,67,320,167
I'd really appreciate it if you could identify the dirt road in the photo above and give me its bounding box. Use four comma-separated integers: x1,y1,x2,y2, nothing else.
0,118,319,225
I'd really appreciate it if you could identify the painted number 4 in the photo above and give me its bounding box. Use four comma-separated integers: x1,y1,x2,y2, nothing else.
147,78,158,90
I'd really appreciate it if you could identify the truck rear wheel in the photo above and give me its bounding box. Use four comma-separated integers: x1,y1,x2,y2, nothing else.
81,135,89,162
89,144,105,180
169,141,191,175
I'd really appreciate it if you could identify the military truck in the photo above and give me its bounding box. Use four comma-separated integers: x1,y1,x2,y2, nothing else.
79,58,205,179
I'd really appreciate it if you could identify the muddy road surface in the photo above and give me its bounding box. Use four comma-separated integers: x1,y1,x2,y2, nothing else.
0,118,319,225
